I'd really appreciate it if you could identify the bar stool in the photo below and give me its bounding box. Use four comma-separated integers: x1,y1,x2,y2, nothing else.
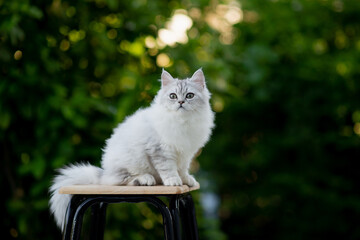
58,184,200,240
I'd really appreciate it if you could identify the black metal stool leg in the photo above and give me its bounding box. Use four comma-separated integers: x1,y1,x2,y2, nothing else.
89,202,107,240
169,195,182,240
179,194,199,240
63,195,83,240
63,195,176,240
140,196,175,240
71,197,98,240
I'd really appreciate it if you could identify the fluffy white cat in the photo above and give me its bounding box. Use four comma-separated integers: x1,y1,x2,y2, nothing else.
49,69,215,229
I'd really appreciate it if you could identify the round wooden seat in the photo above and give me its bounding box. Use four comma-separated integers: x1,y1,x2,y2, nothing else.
59,184,200,195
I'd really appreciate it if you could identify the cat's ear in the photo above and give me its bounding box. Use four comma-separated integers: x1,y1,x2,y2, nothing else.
190,68,205,89
161,69,175,87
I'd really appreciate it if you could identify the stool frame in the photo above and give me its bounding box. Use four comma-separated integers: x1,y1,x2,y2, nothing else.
62,193,199,240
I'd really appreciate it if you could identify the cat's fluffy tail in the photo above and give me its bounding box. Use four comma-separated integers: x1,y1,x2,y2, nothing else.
49,163,102,230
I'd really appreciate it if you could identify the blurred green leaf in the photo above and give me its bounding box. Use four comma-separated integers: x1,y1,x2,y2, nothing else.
2,0,360,239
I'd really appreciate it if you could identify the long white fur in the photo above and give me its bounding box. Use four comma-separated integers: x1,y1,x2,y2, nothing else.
49,163,101,229
49,69,215,230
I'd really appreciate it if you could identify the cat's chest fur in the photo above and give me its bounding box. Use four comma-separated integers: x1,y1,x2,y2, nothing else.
149,105,212,155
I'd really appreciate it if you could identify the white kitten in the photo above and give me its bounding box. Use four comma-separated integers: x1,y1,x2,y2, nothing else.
49,69,215,229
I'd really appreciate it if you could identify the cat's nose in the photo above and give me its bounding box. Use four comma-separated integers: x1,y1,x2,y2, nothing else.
178,100,185,105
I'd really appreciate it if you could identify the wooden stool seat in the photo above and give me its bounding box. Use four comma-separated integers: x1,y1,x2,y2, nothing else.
60,184,200,240
59,184,200,195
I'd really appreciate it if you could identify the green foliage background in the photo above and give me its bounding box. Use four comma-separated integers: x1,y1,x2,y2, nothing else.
1,0,360,239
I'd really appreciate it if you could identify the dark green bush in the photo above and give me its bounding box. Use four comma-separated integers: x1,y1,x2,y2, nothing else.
1,0,360,239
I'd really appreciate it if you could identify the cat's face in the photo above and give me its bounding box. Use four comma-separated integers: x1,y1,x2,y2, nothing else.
157,69,211,113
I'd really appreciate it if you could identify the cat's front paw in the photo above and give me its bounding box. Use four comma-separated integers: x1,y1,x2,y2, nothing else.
163,176,183,186
129,174,156,186
181,174,199,187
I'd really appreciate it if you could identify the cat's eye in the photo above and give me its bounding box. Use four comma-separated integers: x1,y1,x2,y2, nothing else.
186,93,195,99
169,93,177,99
